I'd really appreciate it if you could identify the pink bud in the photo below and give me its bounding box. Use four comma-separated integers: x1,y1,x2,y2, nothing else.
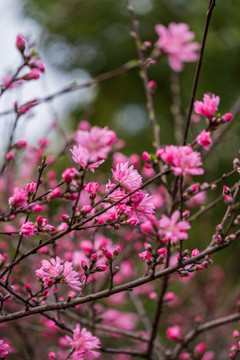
22,69,41,80
191,248,200,257
223,113,232,122
166,325,181,341
48,352,56,359
16,139,27,148
158,248,166,256
96,264,107,272
194,343,206,355
6,151,14,160
16,34,26,52
81,205,92,214
105,251,112,259
26,182,37,194
129,218,137,226
24,283,31,292
149,291,157,299
142,151,151,162
233,330,239,339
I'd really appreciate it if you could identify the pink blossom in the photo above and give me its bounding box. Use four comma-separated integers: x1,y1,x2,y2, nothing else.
140,220,153,234
20,222,37,238
158,145,204,176
158,210,191,243
62,167,79,182
129,190,155,223
48,352,56,359
139,250,151,261
84,182,99,195
26,182,37,194
0,339,9,357
29,58,45,72
35,257,63,286
155,23,200,72
65,324,100,360
166,325,181,341
196,129,212,150
70,145,104,172
202,351,214,360
194,93,220,117
191,248,200,257
9,187,28,208
63,262,82,291
223,113,232,122
75,126,117,162
112,162,142,191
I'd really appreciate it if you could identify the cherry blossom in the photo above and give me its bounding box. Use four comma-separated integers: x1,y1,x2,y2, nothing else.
111,162,142,191
158,210,191,243
65,324,100,359
194,93,220,117
157,145,204,176
155,23,200,72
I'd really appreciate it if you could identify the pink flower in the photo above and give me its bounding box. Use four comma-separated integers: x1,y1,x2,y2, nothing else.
158,145,204,176
63,262,81,291
70,145,104,172
139,250,151,261
75,126,117,162
196,130,212,150
26,182,37,194
84,182,99,195
20,222,37,238
112,162,142,191
158,210,191,243
129,190,155,223
155,23,200,72
0,339,9,357
35,257,63,286
9,187,28,208
65,324,100,360
62,167,79,182
166,325,181,341
194,93,220,117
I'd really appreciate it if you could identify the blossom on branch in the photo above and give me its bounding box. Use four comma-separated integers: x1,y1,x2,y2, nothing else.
158,210,191,243
65,324,100,359
194,93,220,118
111,162,142,191
155,22,200,72
157,145,204,176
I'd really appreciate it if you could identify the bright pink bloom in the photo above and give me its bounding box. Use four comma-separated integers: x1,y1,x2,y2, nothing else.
196,130,212,150
65,324,100,359
158,145,204,176
70,145,104,172
75,126,117,162
166,325,181,341
0,339,9,357
35,257,63,286
9,187,28,207
20,222,37,238
26,182,37,194
6,151,14,160
112,162,142,191
16,34,26,52
142,151,151,162
63,262,82,291
194,93,220,117
129,190,155,223
158,210,191,243
84,182,99,195
155,23,200,72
